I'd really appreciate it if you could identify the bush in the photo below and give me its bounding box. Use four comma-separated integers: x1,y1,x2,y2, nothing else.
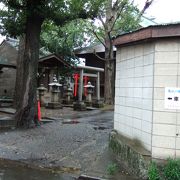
148,162,160,180
163,158,180,180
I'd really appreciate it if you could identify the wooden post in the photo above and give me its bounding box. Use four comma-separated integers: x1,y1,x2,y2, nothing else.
84,76,88,96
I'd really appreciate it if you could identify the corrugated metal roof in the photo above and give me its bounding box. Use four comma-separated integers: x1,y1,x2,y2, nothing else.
75,43,116,55
140,15,158,27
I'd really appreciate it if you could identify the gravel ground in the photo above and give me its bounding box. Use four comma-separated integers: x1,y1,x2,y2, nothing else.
0,108,137,179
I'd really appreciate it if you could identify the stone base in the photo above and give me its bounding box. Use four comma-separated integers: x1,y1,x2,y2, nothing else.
85,101,92,107
63,100,73,105
0,99,13,107
109,130,151,179
73,101,86,111
0,117,15,128
92,100,104,108
46,102,63,109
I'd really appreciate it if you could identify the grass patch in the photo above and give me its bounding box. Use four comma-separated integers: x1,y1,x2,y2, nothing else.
148,162,160,180
148,158,180,180
107,163,118,175
163,158,180,180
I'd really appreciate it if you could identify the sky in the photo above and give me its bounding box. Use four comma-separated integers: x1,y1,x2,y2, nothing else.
1,0,180,43
135,0,180,24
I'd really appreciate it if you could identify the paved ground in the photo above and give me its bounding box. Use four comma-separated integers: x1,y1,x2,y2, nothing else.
0,107,137,179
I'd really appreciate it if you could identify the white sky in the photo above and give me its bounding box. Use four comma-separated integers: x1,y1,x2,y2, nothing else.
1,0,180,43
135,0,180,23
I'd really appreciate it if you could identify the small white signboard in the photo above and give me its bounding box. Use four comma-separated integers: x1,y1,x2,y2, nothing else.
165,87,180,109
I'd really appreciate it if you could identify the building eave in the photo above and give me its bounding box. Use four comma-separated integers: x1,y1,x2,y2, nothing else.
113,23,180,47
38,53,72,68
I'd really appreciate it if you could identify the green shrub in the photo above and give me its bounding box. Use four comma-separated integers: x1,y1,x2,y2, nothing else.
107,163,118,175
163,158,180,180
148,162,160,180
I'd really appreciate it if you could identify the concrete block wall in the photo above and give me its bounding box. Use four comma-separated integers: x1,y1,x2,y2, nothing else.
114,42,155,151
152,39,180,159
115,39,180,159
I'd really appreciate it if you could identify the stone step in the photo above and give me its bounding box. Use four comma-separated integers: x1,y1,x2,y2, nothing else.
0,117,15,128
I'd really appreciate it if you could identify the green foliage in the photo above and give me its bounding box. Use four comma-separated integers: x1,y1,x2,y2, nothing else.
148,159,180,180
0,0,104,67
163,158,180,180
0,0,103,37
148,162,160,180
114,5,141,34
107,163,118,175
40,19,94,57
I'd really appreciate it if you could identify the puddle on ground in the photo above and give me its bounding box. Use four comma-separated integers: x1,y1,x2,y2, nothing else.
93,126,108,130
62,119,80,124
77,175,101,180
0,162,75,180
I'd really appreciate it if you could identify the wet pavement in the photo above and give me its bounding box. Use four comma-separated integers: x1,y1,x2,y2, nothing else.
0,161,74,180
0,107,137,179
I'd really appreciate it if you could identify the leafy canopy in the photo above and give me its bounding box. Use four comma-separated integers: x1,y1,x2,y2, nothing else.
0,0,103,37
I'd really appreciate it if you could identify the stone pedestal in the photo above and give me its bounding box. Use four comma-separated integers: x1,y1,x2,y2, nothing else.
84,81,94,107
85,94,93,106
46,102,62,109
73,101,86,111
93,100,104,108
51,91,59,102
85,101,92,107
64,87,73,105
37,84,47,107
46,90,63,109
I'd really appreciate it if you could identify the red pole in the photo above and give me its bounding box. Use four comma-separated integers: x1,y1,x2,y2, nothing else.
74,73,79,97
37,100,41,121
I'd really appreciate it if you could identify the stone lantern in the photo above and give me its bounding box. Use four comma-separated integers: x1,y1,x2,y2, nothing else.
64,85,73,105
37,84,47,106
46,77,62,109
84,81,94,106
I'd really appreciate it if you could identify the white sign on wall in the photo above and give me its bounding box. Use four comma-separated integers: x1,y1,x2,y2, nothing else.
165,87,180,109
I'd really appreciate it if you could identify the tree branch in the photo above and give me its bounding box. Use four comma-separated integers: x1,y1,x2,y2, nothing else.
110,1,127,32
112,0,120,10
138,0,154,19
98,15,106,30
93,49,115,61
89,23,107,48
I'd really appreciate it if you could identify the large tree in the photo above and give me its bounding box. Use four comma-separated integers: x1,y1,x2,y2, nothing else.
0,0,102,128
88,0,154,104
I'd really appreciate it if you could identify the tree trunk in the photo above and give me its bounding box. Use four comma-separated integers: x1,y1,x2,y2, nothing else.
14,14,43,128
104,40,115,105
103,0,115,105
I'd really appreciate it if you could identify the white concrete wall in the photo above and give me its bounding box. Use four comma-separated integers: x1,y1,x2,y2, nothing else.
114,42,155,151
152,39,180,159
115,39,180,159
